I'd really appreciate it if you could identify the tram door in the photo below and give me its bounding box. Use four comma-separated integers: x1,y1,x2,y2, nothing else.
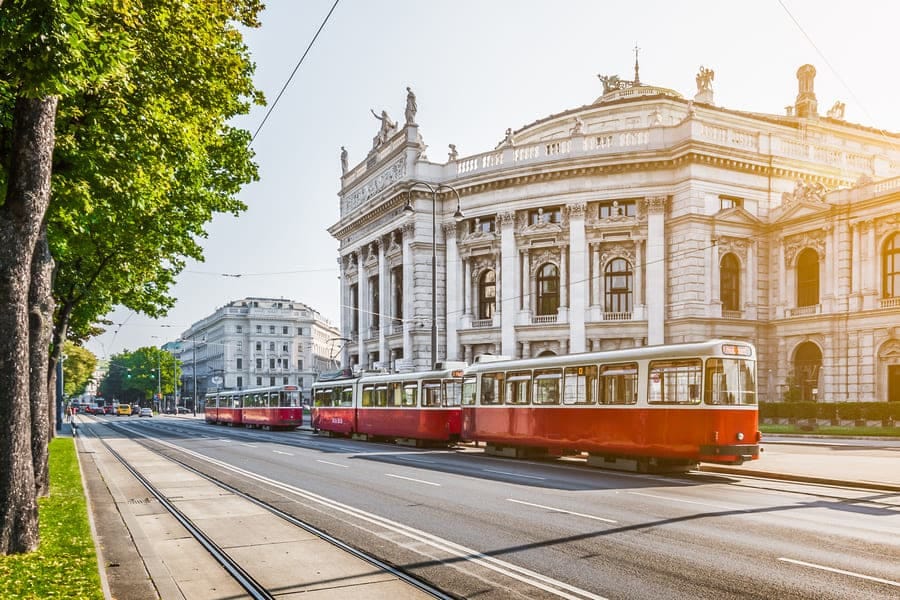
889,365,900,403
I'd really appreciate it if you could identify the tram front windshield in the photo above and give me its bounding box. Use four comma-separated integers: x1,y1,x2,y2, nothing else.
704,358,756,405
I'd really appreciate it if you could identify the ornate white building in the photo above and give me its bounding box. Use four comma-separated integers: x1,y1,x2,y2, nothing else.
173,297,340,404
329,64,900,403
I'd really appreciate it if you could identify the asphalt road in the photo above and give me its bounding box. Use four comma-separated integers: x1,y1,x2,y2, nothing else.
104,415,900,600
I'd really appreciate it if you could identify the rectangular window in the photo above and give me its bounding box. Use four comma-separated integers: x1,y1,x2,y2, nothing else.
236,325,243,333
236,358,243,369
443,380,461,407
528,206,562,225
282,326,288,335
297,327,302,335
256,377,262,386
470,216,496,233
598,199,636,218
282,344,288,352
350,284,359,334
299,377,305,388
256,358,262,369
505,371,531,405
423,380,441,406
269,358,275,369
283,377,289,385
369,275,380,329
719,195,743,211
270,377,276,386
269,342,275,351
256,325,262,333
340,385,353,406
563,365,597,405
269,325,275,334
236,341,242,350
255,342,262,351
481,373,504,405
298,359,303,370
374,385,388,407
533,369,562,405
648,359,702,404
362,385,374,407
599,363,638,404
237,376,243,388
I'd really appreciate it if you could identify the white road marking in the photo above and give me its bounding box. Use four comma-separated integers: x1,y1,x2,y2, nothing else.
316,460,349,468
507,499,617,523
241,443,257,448
386,473,442,487
778,557,900,587
484,468,546,481
627,491,739,510
272,450,294,456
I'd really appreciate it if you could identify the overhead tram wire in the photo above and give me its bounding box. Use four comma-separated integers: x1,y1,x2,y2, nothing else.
248,0,341,147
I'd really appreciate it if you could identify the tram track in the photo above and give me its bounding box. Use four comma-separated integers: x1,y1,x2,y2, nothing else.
80,419,454,600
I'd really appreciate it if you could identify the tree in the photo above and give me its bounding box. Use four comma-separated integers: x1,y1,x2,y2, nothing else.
99,347,180,405
62,342,97,397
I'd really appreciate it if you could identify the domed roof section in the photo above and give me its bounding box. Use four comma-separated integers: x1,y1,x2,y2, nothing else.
593,80,683,105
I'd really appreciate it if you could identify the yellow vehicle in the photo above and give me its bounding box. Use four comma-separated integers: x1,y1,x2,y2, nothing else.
116,403,132,416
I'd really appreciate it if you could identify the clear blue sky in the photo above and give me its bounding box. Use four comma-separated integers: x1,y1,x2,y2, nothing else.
86,0,900,359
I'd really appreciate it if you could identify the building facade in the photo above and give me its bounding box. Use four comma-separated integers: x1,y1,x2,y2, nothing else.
172,297,340,405
329,64,900,403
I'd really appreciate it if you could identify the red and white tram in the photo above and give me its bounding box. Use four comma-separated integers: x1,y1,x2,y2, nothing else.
460,340,759,470
312,364,466,444
204,385,303,430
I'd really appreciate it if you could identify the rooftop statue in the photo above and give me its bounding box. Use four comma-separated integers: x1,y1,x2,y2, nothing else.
405,86,417,125
598,73,622,95
340,146,348,174
370,109,397,149
695,66,714,92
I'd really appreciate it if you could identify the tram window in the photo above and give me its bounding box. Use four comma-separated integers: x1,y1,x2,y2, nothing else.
388,382,403,407
361,385,374,407
402,383,417,407
505,371,531,405
533,369,562,405
285,390,299,407
648,359,702,404
599,363,638,405
340,387,354,407
374,385,388,407
270,392,279,408
462,378,477,405
481,373,504,405
423,381,441,406
314,388,331,407
704,358,757,405
443,380,462,407
564,365,597,405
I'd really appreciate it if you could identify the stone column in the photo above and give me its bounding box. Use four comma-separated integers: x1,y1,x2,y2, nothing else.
463,258,472,316
709,236,720,317
521,340,531,359
444,222,461,360
560,244,569,310
777,238,786,319
377,238,387,365
401,222,415,365
634,239,644,317
851,222,862,311
567,204,586,352
822,224,834,312
746,240,757,319
340,256,350,367
645,196,667,345
358,246,370,368
500,211,517,357
591,243,600,307
522,248,532,316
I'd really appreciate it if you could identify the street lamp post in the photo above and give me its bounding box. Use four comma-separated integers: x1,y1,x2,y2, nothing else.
403,181,464,368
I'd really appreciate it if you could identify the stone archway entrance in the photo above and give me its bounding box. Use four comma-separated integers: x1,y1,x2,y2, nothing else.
793,342,822,402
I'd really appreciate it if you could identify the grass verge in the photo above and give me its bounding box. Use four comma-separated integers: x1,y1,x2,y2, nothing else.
0,437,103,599
760,423,900,437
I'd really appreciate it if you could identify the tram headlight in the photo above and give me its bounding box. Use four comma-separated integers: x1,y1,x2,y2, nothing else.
736,432,745,441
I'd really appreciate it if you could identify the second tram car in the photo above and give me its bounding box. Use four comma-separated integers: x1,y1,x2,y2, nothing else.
204,385,303,430
460,340,759,469
312,363,466,444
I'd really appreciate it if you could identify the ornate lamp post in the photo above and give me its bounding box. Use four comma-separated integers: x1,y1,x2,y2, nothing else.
403,181,464,368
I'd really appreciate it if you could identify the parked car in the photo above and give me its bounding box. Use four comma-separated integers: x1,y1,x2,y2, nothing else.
131,404,141,416
139,408,153,417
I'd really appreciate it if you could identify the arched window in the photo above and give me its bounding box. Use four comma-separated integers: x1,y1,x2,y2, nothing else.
604,258,632,313
536,263,559,316
796,249,819,307
885,232,900,298
478,270,496,319
720,253,741,311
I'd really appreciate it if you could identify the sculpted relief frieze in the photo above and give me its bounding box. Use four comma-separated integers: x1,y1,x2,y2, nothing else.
599,243,634,267
342,157,407,214
717,236,750,262
784,230,825,265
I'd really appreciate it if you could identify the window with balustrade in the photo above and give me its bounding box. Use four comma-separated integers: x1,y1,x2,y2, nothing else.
369,275,380,330
478,270,496,319
536,263,560,316
720,253,741,312
604,258,632,313
884,232,900,298
528,206,561,225
349,283,359,334
797,248,819,307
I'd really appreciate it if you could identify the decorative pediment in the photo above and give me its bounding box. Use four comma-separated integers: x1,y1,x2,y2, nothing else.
470,255,497,280
528,247,561,275
783,230,825,266
599,242,635,267
876,214,900,237
714,205,760,226
385,231,402,258
772,199,830,225
717,236,751,263
878,339,900,359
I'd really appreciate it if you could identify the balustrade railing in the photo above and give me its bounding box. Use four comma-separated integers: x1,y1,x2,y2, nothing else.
880,297,900,309
602,311,632,321
471,318,494,328
787,304,821,317
532,314,557,324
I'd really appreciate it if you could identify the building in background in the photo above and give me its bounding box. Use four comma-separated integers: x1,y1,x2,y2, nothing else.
330,61,900,403
171,297,340,407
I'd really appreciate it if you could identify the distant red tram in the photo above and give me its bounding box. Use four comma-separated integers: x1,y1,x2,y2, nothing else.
312,364,466,445
204,385,303,430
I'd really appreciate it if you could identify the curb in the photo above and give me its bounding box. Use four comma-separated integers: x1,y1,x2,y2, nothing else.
699,465,900,493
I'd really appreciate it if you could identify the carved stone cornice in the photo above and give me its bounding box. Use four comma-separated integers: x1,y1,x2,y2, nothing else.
876,214,900,236
441,221,459,240
644,195,668,214
529,247,561,276
341,157,407,214
565,203,587,219
599,242,635,267
717,236,750,263
499,211,516,226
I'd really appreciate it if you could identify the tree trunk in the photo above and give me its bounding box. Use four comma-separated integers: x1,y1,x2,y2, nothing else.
29,229,55,498
0,95,58,555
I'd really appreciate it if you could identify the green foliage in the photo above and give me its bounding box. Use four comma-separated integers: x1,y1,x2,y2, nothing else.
47,0,263,344
760,401,899,422
99,346,180,403
0,438,102,599
62,341,97,396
